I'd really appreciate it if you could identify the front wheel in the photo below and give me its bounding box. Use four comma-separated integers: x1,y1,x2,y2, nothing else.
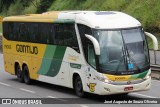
74,76,85,97
116,93,129,96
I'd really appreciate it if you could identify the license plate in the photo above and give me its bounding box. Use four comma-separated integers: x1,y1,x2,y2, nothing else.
124,86,133,91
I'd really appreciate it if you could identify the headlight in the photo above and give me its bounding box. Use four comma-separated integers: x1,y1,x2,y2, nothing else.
144,73,151,80
96,75,110,83
143,69,151,80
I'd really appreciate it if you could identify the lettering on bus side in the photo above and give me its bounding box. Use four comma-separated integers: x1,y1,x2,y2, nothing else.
4,45,12,49
16,44,38,54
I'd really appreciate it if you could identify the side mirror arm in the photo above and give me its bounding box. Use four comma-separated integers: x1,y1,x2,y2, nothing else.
145,32,158,51
85,34,100,55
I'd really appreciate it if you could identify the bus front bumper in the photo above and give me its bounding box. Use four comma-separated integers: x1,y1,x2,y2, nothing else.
94,77,151,95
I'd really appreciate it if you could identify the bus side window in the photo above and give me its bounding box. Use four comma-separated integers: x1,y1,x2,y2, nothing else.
88,44,96,68
50,25,55,45
18,23,27,41
29,23,39,43
63,24,79,52
8,22,14,40
39,23,46,44
12,23,18,41
77,24,96,68
34,24,39,43
3,22,9,39
55,24,64,45
77,24,92,57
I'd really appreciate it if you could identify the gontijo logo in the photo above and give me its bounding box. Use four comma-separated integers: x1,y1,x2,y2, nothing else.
16,44,38,54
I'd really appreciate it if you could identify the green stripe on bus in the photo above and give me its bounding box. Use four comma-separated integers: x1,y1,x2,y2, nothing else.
130,70,148,79
54,19,75,23
137,70,148,78
46,46,66,76
37,45,66,77
37,45,56,75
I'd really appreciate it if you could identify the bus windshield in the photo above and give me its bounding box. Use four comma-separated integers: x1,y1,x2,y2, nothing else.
93,28,150,75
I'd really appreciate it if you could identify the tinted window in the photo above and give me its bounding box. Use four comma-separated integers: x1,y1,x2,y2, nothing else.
3,22,9,39
18,23,27,41
55,23,79,52
77,24,92,57
55,24,64,45
2,22,79,52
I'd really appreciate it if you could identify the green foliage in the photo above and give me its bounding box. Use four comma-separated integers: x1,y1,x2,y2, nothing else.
0,0,15,13
37,0,54,13
0,15,3,33
7,0,25,15
0,24,2,34
23,0,41,14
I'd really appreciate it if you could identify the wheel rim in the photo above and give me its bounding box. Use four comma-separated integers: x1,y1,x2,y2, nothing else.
24,68,29,82
17,66,21,78
77,81,82,91
76,78,83,94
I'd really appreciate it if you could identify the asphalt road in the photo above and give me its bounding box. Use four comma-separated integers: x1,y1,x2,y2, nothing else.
0,53,160,107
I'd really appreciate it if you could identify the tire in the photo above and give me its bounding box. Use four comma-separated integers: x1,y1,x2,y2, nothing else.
16,64,24,83
23,66,31,85
74,75,85,97
117,93,129,96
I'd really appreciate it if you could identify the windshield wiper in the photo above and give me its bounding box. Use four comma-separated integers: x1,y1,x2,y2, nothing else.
115,45,141,74
115,47,127,74
125,45,141,73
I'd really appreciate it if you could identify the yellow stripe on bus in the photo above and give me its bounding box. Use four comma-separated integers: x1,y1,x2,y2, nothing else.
104,74,130,81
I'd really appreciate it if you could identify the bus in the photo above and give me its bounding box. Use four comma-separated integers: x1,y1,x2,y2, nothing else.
2,11,158,97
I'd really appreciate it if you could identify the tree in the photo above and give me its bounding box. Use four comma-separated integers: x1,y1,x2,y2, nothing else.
37,0,54,13
0,0,15,12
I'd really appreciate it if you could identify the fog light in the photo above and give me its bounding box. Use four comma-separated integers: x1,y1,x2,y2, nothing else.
104,87,110,92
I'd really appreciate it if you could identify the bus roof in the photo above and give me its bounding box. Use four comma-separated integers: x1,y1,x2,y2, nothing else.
3,11,141,29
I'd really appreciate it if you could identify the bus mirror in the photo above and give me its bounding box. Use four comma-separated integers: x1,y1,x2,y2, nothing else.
85,34,100,55
145,32,158,51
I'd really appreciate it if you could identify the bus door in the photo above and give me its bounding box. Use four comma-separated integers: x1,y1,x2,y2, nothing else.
77,24,97,92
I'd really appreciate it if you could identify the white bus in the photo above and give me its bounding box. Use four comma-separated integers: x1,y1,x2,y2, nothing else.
2,11,158,97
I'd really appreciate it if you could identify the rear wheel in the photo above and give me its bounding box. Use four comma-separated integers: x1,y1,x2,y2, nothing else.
23,66,31,85
16,64,24,83
74,75,85,97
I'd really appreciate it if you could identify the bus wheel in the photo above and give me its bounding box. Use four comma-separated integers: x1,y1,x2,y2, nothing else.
119,93,129,96
74,75,85,97
16,64,24,83
23,66,31,85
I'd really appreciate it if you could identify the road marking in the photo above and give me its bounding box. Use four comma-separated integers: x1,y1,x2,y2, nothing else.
131,93,158,98
47,96,67,102
47,96,56,98
0,82,11,87
20,88,35,94
80,105,89,107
